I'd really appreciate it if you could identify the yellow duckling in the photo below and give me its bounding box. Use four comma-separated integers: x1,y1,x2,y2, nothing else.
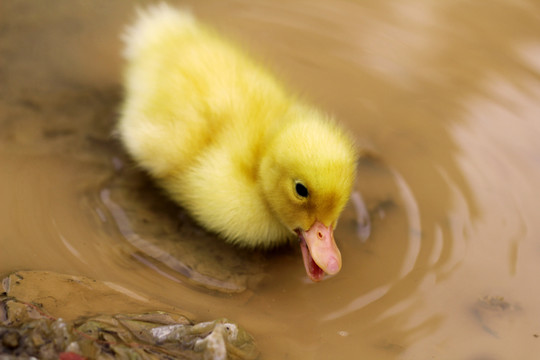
118,4,357,282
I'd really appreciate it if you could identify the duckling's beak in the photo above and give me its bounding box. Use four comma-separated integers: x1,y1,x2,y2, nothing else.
298,221,342,282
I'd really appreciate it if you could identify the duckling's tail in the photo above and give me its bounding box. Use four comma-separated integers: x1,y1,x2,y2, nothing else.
122,3,195,60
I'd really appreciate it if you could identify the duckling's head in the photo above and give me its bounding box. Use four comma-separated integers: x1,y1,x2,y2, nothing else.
260,110,357,281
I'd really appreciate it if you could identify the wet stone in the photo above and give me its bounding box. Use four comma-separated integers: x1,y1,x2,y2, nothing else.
0,271,259,360
1,330,19,349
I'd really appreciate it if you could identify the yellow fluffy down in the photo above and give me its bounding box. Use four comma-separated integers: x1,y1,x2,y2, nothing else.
118,4,357,249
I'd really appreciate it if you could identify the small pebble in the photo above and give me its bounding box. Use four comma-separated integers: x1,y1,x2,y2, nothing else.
2,330,20,348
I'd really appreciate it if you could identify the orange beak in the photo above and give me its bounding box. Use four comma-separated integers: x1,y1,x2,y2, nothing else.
298,220,342,282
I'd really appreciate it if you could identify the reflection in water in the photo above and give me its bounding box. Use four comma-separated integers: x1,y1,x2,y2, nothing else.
350,191,371,242
2,0,540,359
59,233,86,264
391,169,421,278
323,284,392,322
452,72,538,280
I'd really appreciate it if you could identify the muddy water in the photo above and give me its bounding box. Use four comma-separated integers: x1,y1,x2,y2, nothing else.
2,0,540,359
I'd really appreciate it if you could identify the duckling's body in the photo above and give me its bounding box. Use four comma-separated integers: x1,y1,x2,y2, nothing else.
119,4,357,281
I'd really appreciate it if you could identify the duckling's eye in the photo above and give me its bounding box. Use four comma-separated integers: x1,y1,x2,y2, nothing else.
295,182,309,198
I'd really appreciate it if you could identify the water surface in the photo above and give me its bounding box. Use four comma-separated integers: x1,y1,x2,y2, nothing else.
2,1,540,358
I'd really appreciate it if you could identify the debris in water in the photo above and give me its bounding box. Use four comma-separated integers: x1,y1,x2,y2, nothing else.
0,271,259,360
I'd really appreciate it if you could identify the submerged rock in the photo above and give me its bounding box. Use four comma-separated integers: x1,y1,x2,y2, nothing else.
0,271,259,360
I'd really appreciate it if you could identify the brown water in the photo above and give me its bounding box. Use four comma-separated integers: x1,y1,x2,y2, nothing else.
2,1,540,359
